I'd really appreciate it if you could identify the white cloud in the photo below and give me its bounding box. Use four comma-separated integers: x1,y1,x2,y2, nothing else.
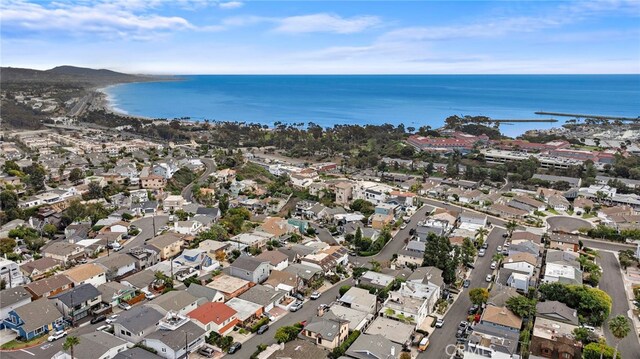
273,13,381,34
219,1,243,10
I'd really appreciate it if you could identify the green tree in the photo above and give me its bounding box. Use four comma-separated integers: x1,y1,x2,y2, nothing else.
85,181,103,200
69,168,84,183
0,238,17,255
582,341,619,359
198,224,228,242
274,325,302,343
24,163,46,191
350,199,375,217
506,221,518,235
63,336,80,359
469,288,489,306
339,285,352,296
0,190,19,211
505,296,537,318
461,237,477,267
2,160,20,173
42,223,57,239
609,315,630,359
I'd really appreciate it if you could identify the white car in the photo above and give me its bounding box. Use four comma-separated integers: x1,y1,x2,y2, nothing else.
310,291,321,300
47,330,67,342
400,223,407,230
485,274,493,282
496,245,502,252
96,324,112,332
118,302,132,311
478,248,486,257
490,261,497,270
106,315,118,324
435,319,444,328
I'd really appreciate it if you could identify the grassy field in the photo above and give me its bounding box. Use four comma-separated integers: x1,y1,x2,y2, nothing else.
0,335,48,350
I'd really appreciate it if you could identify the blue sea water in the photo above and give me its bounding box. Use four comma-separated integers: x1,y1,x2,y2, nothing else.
103,75,640,136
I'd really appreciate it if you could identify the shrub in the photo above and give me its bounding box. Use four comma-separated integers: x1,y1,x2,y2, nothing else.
329,330,360,358
250,317,269,333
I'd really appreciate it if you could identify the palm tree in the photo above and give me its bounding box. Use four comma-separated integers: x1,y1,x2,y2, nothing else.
475,227,489,242
63,336,80,359
609,315,630,359
506,220,517,236
492,253,505,264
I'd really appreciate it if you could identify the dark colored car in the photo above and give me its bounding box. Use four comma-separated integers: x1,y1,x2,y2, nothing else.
257,324,269,335
462,279,471,288
468,305,479,314
198,346,215,358
228,342,242,354
90,315,106,324
293,292,305,301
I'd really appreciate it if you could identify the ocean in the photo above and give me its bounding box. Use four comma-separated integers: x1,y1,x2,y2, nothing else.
103,75,640,136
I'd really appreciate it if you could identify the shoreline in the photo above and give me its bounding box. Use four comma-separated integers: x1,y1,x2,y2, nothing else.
93,85,153,121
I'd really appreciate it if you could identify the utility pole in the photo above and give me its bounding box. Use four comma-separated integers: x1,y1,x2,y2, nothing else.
184,331,188,359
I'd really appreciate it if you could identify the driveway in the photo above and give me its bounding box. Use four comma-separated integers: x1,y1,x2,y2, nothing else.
598,251,640,359
418,226,507,358
546,216,593,233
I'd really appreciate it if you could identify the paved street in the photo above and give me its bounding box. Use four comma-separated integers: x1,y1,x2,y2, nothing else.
235,278,349,357
182,158,216,202
546,216,593,232
419,197,512,228
598,251,640,359
418,227,507,358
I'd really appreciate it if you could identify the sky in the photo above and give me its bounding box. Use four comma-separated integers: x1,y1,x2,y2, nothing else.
1,0,639,74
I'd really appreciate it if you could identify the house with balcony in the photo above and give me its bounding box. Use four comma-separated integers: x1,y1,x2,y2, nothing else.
63,263,107,287
101,254,137,279
98,281,138,307
127,246,160,270
172,249,220,272
143,317,205,359
0,259,26,288
381,281,439,328
530,317,582,359
24,274,73,299
19,257,62,281
113,305,164,343
147,291,202,316
238,284,287,313
338,287,377,314
42,242,85,265
147,233,186,260
4,298,64,340
301,313,349,350
174,220,203,235
52,283,102,322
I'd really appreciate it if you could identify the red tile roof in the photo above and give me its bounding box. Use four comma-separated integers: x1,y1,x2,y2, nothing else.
188,302,236,325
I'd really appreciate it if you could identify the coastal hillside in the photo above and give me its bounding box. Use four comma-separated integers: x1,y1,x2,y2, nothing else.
0,65,158,86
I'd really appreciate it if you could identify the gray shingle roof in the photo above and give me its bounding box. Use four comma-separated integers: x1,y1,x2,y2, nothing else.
144,321,205,351
238,285,285,307
304,313,347,342
53,283,100,307
0,287,31,308
70,331,128,359
13,298,62,333
117,305,164,333
230,256,268,272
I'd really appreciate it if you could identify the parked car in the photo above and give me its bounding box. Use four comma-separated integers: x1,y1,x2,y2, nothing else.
481,242,488,249
468,305,480,314
290,301,304,312
106,315,119,324
47,330,67,342
292,292,305,301
435,319,444,328
96,324,111,332
581,324,596,332
228,342,242,354
496,245,502,252
198,346,215,358
462,279,471,288
262,312,275,322
485,274,493,282
490,261,497,270
400,223,407,230
310,291,321,300
478,248,486,257
502,233,508,238
257,324,269,335
90,315,107,324
118,302,132,311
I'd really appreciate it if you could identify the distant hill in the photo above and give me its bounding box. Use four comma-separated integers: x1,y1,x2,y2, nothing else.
1,65,164,86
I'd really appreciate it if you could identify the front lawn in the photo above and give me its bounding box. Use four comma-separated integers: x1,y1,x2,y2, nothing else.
1,335,48,350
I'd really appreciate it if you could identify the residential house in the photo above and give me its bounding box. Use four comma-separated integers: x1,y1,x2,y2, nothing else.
334,182,353,205
487,286,520,307
502,252,537,276
283,263,322,289
466,328,519,359
573,197,595,214
511,231,543,244
300,246,349,274
98,281,138,307
508,196,546,213
163,195,185,212
173,249,219,272
127,246,160,270
238,284,286,313
52,331,130,359
101,254,137,279
229,256,270,284
255,250,289,271
4,298,64,340
113,348,163,359
497,268,532,292
0,259,25,288
397,240,426,267
358,271,395,289
536,301,579,326
339,287,377,314
489,203,528,220
143,319,206,359
549,195,571,212
52,283,102,322
301,313,349,350
63,263,107,287
24,274,73,299
478,305,522,334
328,305,374,333
530,317,582,359
364,316,415,345
42,242,85,265
406,266,445,290
370,213,394,230
548,233,581,252
264,270,303,294
258,217,298,238
121,269,156,292
225,298,264,326
345,334,398,359
147,291,202,316
458,211,488,230
508,241,542,258
382,281,440,328
0,287,32,324
113,305,164,343
147,233,185,260
542,263,583,285
269,339,328,359
229,231,273,250
20,258,62,281
173,220,203,235
185,284,225,303
206,274,252,300
187,302,238,335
